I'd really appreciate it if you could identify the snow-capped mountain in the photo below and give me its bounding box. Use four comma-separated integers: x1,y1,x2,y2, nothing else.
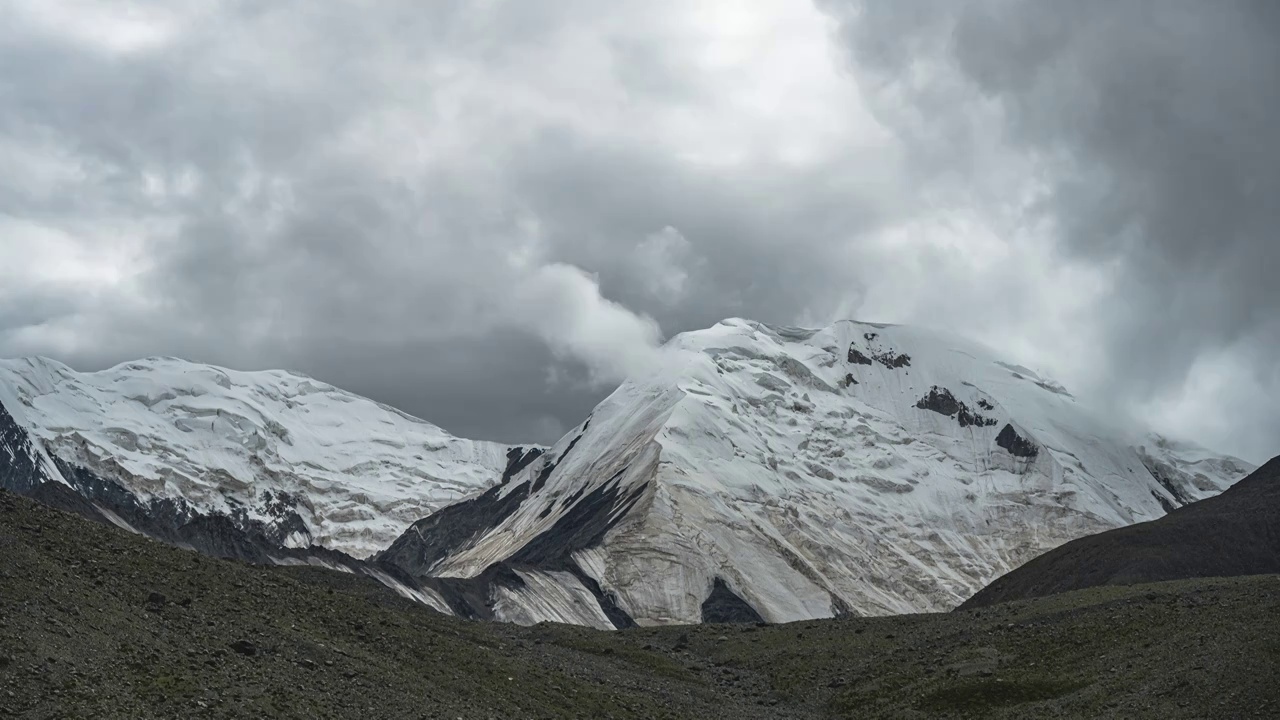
0,320,1253,629
374,319,1253,628
0,357,519,559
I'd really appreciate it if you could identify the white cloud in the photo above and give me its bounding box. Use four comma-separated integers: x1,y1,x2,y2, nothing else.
7,0,192,55
507,263,665,386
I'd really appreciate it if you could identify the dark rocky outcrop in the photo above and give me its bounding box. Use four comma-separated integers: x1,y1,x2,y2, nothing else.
872,351,912,369
829,595,855,618
48,459,340,567
566,563,637,629
848,343,911,370
915,387,997,428
502,446,545,484
507,471,646,569
1141,456,1196,508
532,427,586,492
416,564,528,620
1149,490,1178,514
375,476,532,579
962,455,1280,609
916,387,962,417
503,473,648,630
995,424,1038,458
957,408,997,428
0,400,50,495
847,345,873,366
700,578,765,624
374,442,568,579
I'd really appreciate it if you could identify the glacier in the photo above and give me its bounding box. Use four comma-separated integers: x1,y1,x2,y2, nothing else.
0,356,516,558
372,319,1253,626
0,319,1254,628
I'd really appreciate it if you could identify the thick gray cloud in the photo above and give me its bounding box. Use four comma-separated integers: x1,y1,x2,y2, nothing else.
0,1,1275,461
819,0,1280,462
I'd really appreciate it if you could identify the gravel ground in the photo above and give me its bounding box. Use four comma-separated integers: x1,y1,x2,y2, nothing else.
2,488,1277,719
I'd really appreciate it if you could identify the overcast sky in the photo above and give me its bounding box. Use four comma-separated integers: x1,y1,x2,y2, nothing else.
1,1,1276,463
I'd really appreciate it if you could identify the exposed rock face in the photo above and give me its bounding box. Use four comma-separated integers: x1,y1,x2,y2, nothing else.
871,351,912,369
847,346,873,365
915,386,963,417
915,386,998,428
0,397,48,496
376,445,548,580
701,578,765,624
956,408,998,428
996,424,1039,458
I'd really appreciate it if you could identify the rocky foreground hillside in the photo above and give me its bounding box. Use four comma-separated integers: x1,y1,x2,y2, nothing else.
3,489,1277,719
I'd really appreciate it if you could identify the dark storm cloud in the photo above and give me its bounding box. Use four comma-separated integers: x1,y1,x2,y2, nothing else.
0,290,74,336
1,1,1275,461
503,130,891,332
822,0,1280,461
0,1,898,444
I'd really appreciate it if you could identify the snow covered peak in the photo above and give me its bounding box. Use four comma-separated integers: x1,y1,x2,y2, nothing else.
0,319,1254,629
383,317,1253,626
0,356,518,557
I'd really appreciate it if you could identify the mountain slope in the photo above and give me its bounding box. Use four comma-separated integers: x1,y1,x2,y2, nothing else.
6,486,1280,719
376,319,1253,626
962,455,1280,609
0,357,519,559
0,321,1253,628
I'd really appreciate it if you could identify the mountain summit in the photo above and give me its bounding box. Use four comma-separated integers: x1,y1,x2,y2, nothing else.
0,356,515,559
375,319,1251,626
0,320,1252,627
